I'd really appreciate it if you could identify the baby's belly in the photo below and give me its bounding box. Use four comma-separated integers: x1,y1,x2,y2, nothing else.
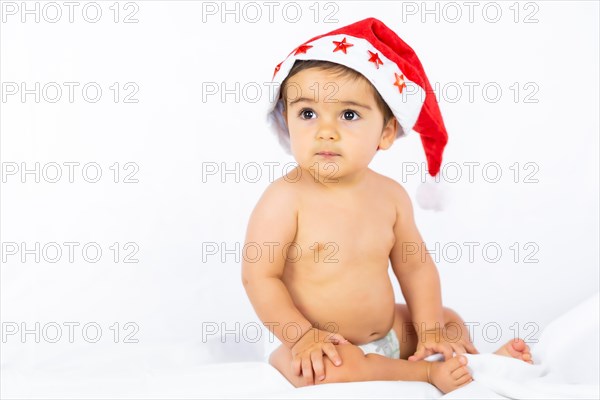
283,266,396,345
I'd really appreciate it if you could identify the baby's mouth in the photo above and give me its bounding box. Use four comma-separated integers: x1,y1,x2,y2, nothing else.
315,151,341,158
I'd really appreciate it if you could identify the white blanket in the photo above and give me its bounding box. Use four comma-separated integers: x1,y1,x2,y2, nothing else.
2,293,598,399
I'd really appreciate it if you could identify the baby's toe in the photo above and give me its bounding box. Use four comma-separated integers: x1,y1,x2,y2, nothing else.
451,366,470,379
522,352,534,364
494,338,535,364
511,338,526,352
456,374,473,387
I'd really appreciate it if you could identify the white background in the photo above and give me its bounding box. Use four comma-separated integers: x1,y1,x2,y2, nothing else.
1,0,598,389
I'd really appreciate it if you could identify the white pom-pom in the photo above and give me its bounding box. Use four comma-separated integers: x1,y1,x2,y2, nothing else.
416,176,447,211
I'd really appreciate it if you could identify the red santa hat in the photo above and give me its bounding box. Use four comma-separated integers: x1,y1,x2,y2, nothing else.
267,18,449,209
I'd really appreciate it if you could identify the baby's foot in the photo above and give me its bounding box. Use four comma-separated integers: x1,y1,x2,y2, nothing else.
494,338,533,364
429,355,473,394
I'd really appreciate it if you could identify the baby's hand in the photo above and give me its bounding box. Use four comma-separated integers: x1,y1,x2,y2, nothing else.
409,327,479,361
429,355,473,394
290,328,349,385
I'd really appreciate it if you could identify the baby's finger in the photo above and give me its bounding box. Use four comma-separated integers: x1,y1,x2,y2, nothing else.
428,344,452,361
291,356,302,376
451,343,467,355
322,343,343,367
301,357,314,385
326,332,349,345
408,347,427,361
310,351,326,381
464,341,479,354
440,345,454,361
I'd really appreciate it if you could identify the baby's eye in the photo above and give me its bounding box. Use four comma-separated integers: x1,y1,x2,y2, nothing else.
342,110,360,121
299,109,316,119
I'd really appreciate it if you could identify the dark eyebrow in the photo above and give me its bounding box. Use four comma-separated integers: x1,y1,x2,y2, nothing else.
287,97,315,106
287,97,372,110
339,100,372,110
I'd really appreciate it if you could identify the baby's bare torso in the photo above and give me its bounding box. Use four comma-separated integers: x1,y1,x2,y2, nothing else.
282,168,398,345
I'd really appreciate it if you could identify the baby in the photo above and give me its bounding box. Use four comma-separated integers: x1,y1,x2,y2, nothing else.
241,18,533,394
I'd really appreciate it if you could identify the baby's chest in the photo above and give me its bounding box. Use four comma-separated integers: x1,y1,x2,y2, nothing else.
294,206,396,261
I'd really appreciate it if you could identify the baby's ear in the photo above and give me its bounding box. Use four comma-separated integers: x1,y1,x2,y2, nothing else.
378,117,398,150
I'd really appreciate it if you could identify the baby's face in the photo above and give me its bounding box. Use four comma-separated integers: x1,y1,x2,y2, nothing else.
283,68,395,183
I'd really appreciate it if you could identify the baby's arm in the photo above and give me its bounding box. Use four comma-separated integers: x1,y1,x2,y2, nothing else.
388,183,446,353
241,179,346,383
241,179,313,347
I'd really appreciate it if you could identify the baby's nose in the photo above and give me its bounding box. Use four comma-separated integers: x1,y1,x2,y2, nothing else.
316,123,339,141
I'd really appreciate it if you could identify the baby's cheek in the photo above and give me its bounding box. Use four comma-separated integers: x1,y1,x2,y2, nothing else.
290,141,312,159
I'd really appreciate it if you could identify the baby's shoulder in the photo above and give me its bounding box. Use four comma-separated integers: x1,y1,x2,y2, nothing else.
256,173,302,209
367,171,415,218
370,170,411,203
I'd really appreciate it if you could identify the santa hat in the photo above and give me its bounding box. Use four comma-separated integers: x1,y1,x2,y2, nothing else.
266,17,449,210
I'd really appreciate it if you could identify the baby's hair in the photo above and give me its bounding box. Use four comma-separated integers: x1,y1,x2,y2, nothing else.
280,60,394,126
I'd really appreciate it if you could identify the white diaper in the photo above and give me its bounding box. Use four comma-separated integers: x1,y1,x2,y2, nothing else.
357,329,401,359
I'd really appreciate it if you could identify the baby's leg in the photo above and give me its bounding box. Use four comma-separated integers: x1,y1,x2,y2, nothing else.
268,304,473,388
269,342,429,387
393,304,478,359
269,343,472,393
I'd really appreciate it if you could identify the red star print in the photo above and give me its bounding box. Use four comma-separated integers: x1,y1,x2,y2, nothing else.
294,44,313,55
333,37,354,54
273,62,283,79
393,72,407,93
368,50,383,69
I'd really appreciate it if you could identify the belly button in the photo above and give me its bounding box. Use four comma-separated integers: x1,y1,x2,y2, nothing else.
370,332,379,336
